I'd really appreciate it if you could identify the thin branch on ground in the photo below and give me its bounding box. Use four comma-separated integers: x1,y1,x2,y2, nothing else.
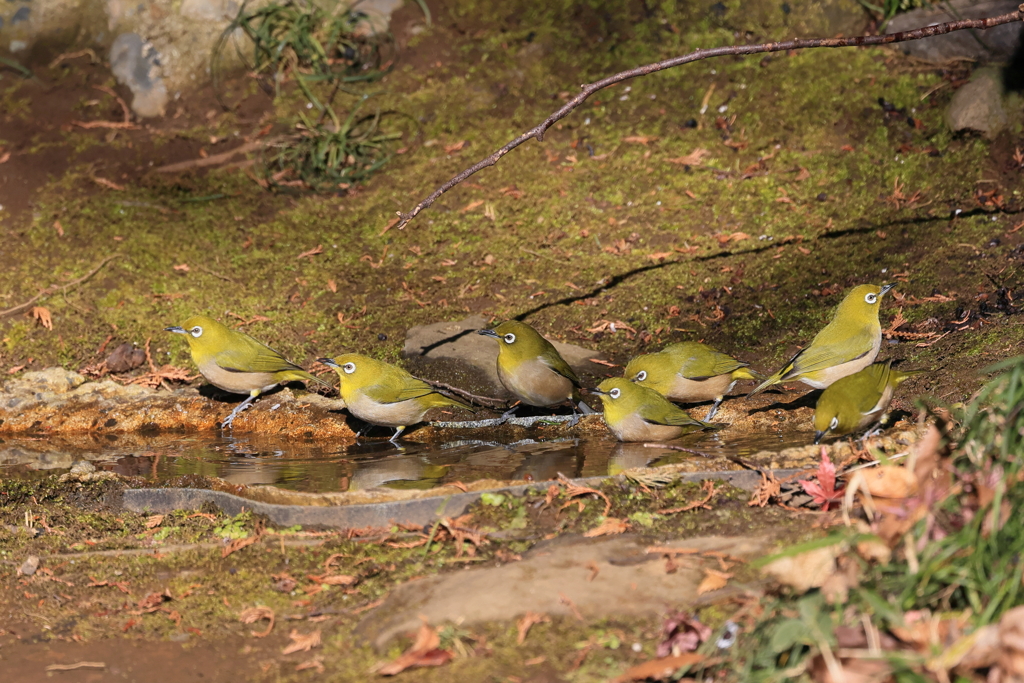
421,379,508,409
392,9,1023,231
0,255,119,319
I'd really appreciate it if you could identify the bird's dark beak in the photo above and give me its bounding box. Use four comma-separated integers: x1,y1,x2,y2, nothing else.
165,326,187,334
317,358,339,368
590,388,607,396
880,283,895,296
813,430,828,445
477,329,499,339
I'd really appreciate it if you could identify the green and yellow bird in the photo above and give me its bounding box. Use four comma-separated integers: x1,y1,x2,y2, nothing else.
166,315,330,430
592,378,719,442
625,342,762,420
477,321,588,414
813,360,919,444
319,354,472,442
748,283,894,397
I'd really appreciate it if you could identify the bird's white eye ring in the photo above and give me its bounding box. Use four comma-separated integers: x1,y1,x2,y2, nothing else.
343,362,356,374
190,326,203,338
864,293,878,304
830,416,839,429
503,333,516,344
635,370,648,382
609,388,621,399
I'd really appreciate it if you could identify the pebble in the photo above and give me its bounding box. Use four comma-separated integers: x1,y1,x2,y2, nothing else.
18,555,40,577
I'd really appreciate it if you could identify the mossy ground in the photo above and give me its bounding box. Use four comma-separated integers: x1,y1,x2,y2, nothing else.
0,473,811,681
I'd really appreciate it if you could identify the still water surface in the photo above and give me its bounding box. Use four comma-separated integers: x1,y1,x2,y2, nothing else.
0,429,813,492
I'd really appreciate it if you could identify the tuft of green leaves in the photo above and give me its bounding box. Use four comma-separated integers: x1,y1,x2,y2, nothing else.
214,0,402,191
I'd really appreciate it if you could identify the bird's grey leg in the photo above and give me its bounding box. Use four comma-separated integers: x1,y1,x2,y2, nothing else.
577,400,597,416
222,394,259,430
497,403,520,425
389,426,406,443
705,398,723,421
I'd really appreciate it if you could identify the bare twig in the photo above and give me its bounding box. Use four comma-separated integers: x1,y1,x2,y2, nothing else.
152,141,267,174
94,85,132,124
0,255,118,319
421,379,508,409
393,9,1024,230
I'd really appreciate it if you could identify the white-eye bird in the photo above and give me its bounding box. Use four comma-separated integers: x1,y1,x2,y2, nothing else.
593,378,720,442
748,283,894,397
625,341,762,420
319,354,473,442
813,360,920,443
477,320,591,417
166,315,330,430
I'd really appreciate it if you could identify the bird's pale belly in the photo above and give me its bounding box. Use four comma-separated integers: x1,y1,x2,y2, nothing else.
199,360,278,396
798,337,882,389
344,392,430,428
498,359,574,407
667,374,735,402
607,413,683,442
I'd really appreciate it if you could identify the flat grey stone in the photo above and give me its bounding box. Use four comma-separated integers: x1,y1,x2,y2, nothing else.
402,316,610,396
886,0,1022,63
110,32,168,118
4,367,86,396
946,68,1007,139
18,555,40,577
355,534,770,648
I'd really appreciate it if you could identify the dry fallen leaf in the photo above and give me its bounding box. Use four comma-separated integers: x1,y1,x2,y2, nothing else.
144,514,164,529
326,279,338,293
516,611,551,644
173,263,190,273
667,148,710,166
319,574,356,586
622,135,658,145
583,517,629,538
297,244,324,260
611,653,704,682
443,140,467,154
282,629,321,655
460,200,484,213
647,251,673,261
239,606,275,638
697,568,732,594
377,622,453,676
30,307,53,331
221,535,259,558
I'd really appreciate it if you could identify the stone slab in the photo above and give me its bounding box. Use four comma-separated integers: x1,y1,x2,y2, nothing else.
886,0,1022,63
355,533,771,648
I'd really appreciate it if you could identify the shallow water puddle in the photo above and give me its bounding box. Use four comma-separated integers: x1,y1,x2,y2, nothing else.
0,430,814,492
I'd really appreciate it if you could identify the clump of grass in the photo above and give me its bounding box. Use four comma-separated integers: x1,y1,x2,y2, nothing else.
214,0,404,191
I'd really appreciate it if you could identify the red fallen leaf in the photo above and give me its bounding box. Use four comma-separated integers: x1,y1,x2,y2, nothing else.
443,140,467,154
377,622,453,676
799,448,845,511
